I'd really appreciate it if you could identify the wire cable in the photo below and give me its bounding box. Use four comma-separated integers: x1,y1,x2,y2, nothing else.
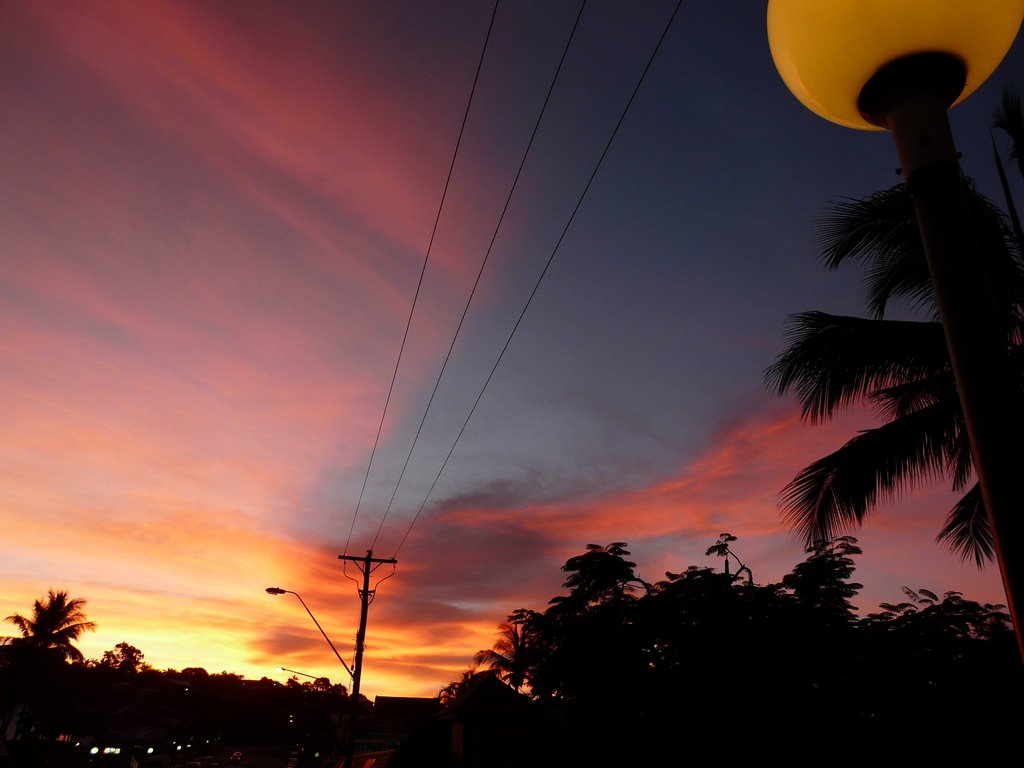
342,0,501,556
368,0,590,551
390,0,685,559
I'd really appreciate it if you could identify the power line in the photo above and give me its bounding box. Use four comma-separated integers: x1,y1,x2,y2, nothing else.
390,0,685,560
342,0,501,556
368,0,590,552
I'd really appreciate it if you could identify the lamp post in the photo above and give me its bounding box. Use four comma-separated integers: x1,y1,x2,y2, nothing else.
767,1,1024,659
265,587,358,767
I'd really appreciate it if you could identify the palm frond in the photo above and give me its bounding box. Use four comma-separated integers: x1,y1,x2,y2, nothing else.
765,312,949,422
781,401,961,544
816,187,932,318
947,413,974,491
870,371,955,420
772,97,1024,568
993,87,1024,179
991,131,1024,250
936,483,993,567
818,184,1024,324
961,181,1024,327
873,378,975,491
992,88,1024,252
4,614,32,638
473,648,509,668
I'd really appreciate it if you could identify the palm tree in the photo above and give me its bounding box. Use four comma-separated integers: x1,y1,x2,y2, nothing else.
766,93,1024,567
438,666,481,708
993,88,1024,245
473,616,533,693
5,589,96,663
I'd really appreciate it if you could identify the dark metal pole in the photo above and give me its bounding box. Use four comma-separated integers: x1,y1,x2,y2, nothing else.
339,550,398,768
861,53,1024,660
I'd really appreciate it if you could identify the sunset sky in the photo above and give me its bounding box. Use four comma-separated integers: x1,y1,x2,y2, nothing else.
2,1,1022,698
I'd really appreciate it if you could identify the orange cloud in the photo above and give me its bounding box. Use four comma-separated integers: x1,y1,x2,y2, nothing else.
2,397,1006,698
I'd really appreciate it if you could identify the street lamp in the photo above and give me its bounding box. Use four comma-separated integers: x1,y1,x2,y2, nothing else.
265,587,354,678
267,587,360,767
767,1,1024,658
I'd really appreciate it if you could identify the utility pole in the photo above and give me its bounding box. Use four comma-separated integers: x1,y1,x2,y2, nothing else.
338,549,397,768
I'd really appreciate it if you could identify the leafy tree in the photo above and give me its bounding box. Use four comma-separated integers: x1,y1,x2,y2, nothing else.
529,544,652,701
309,676,333,693
551,542,649,611
777,536,864,713
781,536,863,624
853,586,1021,749
864,586,1011,645
98,641,150,673
765,93,1024,565
705,532,753,584
450,538,1024,757
4,589,96,663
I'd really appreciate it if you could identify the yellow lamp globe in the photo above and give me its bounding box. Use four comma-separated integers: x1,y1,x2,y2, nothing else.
767,0,1024,130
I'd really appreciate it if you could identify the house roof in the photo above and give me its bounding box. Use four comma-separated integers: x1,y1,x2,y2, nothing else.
372,696,441,721
441,672,532,720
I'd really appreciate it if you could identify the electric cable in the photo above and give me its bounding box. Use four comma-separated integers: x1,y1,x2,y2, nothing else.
342,0,501,556
368,0,589,551
390,0,685,559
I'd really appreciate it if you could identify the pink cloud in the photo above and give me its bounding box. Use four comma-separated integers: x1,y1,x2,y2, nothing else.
15,0,494,272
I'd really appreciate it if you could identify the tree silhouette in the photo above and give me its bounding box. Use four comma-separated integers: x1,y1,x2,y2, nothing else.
766,134,1024,565
765,91,1024,568
5,589,96,663
992,88,1024,243
538,544,652,699
1,591,96,746
781,536,863,624
98,641,150,673
551,542,650,612
705,532,753,585
474,618,534,693
438,667,481,708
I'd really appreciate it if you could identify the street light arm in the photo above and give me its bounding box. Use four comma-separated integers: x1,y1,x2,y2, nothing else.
289,591,354,679
277,666,321,681
265,586,354,679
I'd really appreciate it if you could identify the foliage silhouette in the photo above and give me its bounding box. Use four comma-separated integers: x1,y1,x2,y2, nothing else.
766,92,1024,565
457,538,1021,759
554,542,650,609
705,531,753,584
4,589,96,663
97,641,150,673
438,666,482,708
515,543,651,704
473,619,533,692
781,535,862,623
